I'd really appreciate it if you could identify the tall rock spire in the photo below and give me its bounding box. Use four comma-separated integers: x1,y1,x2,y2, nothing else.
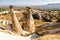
23,7,35,33
9,5,23,35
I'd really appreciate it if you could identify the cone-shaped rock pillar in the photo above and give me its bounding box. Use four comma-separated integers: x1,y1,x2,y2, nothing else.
9,5,23,35
22,7,35,33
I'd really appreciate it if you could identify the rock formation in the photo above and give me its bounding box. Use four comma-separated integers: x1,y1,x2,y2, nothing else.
22,7,35,33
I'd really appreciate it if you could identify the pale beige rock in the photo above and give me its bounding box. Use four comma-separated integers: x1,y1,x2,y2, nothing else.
22,8,35,33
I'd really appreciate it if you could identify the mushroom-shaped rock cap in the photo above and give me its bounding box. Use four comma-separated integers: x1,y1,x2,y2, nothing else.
26,7,31,9
9,5,13,9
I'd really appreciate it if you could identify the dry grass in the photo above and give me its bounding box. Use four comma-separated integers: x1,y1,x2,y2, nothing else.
0,13,60,40
33,34,60,40
34,20,53,27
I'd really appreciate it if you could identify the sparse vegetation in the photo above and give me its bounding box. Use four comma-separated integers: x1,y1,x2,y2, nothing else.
0,7,60,40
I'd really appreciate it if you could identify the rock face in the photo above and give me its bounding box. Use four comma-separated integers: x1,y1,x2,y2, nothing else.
36,23,60,35
22,8,35,33
33,12,40,20
56,18,60,23
8,6,35,36
0,30,39,40
9,9,25,35
0,31,31,40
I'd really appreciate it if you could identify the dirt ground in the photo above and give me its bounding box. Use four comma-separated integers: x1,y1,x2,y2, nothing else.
0,13,60,40
33,34,60,40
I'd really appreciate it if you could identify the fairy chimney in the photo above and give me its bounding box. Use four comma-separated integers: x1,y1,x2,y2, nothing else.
9,5,23,35
22,7,35,33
